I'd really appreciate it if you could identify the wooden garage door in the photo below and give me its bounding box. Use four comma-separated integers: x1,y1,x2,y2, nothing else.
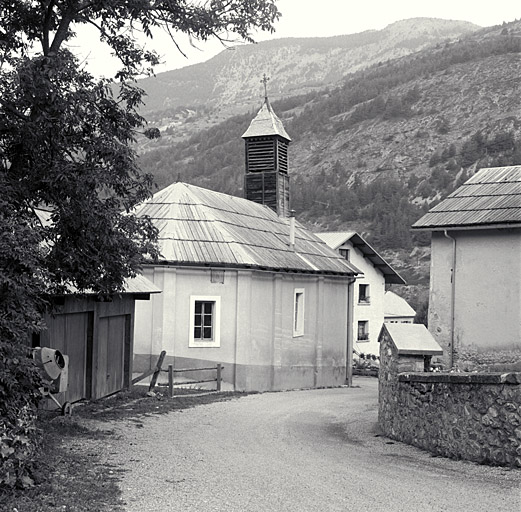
45,312,91,403
96,315,129,399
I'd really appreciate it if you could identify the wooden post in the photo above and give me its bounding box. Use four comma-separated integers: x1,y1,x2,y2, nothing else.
148,350,167,392
216,363,222,391
168,364,174,398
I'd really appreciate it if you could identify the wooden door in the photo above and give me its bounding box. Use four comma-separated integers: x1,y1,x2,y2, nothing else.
45,312,91,403
96,315,129,399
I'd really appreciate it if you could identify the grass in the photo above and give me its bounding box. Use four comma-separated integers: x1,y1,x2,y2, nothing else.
0,386,245,512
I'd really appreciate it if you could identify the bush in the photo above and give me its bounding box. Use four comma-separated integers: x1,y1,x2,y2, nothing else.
0,341,42,489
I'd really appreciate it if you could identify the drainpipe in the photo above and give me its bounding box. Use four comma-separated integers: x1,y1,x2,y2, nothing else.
289,210,296,250
443,230,457,368
346,277,356,386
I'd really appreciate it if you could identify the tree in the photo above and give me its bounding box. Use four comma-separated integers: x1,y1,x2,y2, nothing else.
0,0,280,488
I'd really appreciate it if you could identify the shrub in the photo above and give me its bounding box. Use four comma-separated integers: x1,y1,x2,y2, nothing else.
0,341,42,489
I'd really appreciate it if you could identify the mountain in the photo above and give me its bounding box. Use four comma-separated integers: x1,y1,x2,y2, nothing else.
137,19,521,304
139,17,477,116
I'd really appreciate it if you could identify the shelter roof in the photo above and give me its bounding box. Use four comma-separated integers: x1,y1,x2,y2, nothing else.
384,291,416,318
379,323,443,356
315,231,405,285
242,99,291,141
412,166,521,230
133,182,359,276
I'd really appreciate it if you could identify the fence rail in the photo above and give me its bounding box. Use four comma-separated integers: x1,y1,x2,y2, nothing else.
132,351,224,397
158,363,223,397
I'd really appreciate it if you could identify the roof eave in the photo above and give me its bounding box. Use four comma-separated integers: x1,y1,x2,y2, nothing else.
412,222,521,232
146,259,357,277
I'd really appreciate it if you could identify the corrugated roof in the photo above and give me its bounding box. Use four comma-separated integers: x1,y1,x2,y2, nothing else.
384,291,416,318
412,166,521,230
242,99,291,141
380,323,443,356
134,183,358,276
122,274,162,295
315,232,405,285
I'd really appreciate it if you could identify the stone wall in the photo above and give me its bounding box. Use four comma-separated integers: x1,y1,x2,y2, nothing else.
379,330,521,467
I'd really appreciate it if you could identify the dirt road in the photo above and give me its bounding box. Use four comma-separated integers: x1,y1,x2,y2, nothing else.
103,377,520,511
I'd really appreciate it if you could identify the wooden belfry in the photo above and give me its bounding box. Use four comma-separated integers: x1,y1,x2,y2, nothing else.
242,74,292,217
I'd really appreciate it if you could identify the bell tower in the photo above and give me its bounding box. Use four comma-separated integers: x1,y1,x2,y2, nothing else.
242,75,291,217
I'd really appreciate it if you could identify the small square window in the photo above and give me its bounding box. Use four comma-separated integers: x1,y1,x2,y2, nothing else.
357,321,369,342
293,288,305,337
189,296,220,347
339,248,350,261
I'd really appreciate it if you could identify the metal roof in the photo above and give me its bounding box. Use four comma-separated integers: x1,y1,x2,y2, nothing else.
412,166,521,230
384,291,416,318
315,232,406,285
380,323,443,356
122,275,162,295
134,183,358,276
242,99,291,141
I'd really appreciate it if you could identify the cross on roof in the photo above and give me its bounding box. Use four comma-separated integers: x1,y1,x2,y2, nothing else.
261,74,270,100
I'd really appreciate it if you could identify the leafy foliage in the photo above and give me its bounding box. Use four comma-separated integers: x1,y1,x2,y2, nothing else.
0,0,279,490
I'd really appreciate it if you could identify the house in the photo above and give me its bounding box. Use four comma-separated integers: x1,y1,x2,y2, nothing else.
35,275,161,404
384,290,416,324
412,166,521,369
315,232,405,357
133,94,360,391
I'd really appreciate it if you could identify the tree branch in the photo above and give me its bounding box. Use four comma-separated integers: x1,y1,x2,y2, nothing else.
42,0,57,55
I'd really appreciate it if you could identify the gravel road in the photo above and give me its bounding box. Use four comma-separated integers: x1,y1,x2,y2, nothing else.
95,377,520,512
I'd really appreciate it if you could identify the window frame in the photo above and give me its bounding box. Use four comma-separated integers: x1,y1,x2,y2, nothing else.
339,248,350,261
358,283,370,304
189,295,221,348
293,288,305,337
357,320,369,342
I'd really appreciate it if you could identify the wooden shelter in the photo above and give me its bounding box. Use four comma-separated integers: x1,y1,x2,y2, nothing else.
35,275,160,403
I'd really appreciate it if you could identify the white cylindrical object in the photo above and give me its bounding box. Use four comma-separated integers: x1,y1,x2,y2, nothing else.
33,347,65,380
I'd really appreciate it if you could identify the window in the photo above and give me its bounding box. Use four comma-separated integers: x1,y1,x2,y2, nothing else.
339,248,350,261
189,296,221,347
357,321,369,342
293,288,305,337
358,284,370,304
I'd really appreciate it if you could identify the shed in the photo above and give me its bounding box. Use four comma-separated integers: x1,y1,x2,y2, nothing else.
379,323,443,373
36,275,161,403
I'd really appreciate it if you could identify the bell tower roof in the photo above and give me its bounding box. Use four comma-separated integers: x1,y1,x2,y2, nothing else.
242,75,291,141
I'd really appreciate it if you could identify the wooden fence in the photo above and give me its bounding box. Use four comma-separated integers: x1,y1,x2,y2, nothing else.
132,351,224,397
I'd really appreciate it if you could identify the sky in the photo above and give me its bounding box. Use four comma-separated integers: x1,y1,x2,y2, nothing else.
71,0,521,78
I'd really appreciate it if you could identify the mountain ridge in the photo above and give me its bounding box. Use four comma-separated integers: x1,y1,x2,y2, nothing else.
138,17,478,116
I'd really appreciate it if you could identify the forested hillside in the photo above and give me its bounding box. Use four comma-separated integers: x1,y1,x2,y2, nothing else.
138,19,521,299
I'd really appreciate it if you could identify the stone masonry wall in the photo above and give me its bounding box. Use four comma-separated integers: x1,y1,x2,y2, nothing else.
379,331,521,467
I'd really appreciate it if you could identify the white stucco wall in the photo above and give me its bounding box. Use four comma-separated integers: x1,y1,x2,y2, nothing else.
338,241,386,357
134,265,351,391
429,228,521,367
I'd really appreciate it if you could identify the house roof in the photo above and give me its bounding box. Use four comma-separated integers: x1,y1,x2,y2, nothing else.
315,231,405,285
242,98,292,141
384,291,416,318
412,166,521,230
133,182,359,276
379,323,443,356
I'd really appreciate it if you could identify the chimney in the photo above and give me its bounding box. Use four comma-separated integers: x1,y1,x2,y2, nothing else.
289,210,296,250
